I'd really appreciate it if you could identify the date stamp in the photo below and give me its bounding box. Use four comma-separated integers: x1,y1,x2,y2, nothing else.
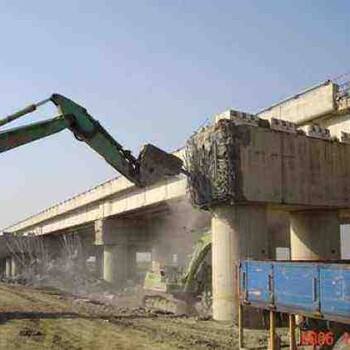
300,331,350,347
300,330,334,346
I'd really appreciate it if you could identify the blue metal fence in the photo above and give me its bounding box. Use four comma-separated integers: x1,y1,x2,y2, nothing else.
239,260,350,324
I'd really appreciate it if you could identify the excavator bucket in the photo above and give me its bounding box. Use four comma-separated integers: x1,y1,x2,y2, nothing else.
138,144,184,186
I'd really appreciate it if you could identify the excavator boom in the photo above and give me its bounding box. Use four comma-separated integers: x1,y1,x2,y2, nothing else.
0,94,184,186
0,117,69,154
51,94,141,184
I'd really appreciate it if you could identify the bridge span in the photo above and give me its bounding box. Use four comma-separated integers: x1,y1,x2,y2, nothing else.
2,79,350,323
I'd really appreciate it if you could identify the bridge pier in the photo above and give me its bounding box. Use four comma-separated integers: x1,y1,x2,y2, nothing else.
11,257,18,277
5,256,19,277
211,204,268,322
95,218,141,287
127,246,137,280
0,258,5,277
95,246,104,277
5,257,11,278
290,210,341,260
103,244,129,286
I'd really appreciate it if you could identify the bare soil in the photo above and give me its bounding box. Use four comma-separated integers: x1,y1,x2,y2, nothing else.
0,283,287,349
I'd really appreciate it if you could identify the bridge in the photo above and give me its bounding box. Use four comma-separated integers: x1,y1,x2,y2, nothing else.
2,80,350,323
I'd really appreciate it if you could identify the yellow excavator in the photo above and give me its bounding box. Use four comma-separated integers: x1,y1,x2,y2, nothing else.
0,93,185,186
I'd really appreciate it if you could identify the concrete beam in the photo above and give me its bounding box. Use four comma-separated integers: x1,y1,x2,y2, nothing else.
257,82,337,125
3,177,186,237
2,150,186,236
187,120,350,210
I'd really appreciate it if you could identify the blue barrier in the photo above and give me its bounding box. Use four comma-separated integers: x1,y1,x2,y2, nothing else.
239,260,350,324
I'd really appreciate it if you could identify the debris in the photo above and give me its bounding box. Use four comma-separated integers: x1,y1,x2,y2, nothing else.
3,233,107,295
186,119,245,209
19,327,44,338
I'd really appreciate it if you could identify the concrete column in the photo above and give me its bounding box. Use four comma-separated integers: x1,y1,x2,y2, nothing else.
95,246,104,277
211,204,268,322
0,259,5,277
127,246,137,280
290,210,340,260
5,258,11,278
10,256,17,277
103,244,128,286
95,217,150,287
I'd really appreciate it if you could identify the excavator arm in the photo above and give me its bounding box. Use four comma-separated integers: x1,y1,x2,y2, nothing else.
0,94,184,186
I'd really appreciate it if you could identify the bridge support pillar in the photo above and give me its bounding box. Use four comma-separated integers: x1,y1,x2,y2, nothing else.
103,244,128,286
95,246,103,277
0,259,5,277
5,257,11,278
10,256,17,277
211,204,268,322
127,246,137,279
95,218,141,287
290,210,340,260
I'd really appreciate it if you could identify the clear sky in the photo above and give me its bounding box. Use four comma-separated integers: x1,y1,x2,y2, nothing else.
0,0,349,228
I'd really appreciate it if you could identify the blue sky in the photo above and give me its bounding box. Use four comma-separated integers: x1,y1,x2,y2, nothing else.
0,0,349,227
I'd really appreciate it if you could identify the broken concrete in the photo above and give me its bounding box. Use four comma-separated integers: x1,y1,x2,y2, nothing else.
186,118,350,210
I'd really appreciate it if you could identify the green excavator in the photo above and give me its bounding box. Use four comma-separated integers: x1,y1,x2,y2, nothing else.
0,93,184,186
143,230,212,315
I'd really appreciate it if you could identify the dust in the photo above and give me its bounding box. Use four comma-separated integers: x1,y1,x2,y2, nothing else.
4,234,107,294
150,198,210,267
2,200,212,315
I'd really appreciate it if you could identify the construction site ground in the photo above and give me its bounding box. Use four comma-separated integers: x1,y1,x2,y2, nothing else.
0,282,291,349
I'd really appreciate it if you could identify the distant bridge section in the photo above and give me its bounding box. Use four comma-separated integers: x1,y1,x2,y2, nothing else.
257,80,350,139
2,152,187,236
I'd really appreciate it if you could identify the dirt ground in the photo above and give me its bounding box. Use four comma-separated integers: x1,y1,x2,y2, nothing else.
0,283,288,349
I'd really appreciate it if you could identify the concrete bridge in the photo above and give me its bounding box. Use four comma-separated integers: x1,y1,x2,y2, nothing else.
2,79,350,323
3,151,188,236
0,149,212,288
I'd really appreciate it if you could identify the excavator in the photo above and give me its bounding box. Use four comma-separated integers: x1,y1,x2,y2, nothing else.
0,94,184,186
143,230,212,315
